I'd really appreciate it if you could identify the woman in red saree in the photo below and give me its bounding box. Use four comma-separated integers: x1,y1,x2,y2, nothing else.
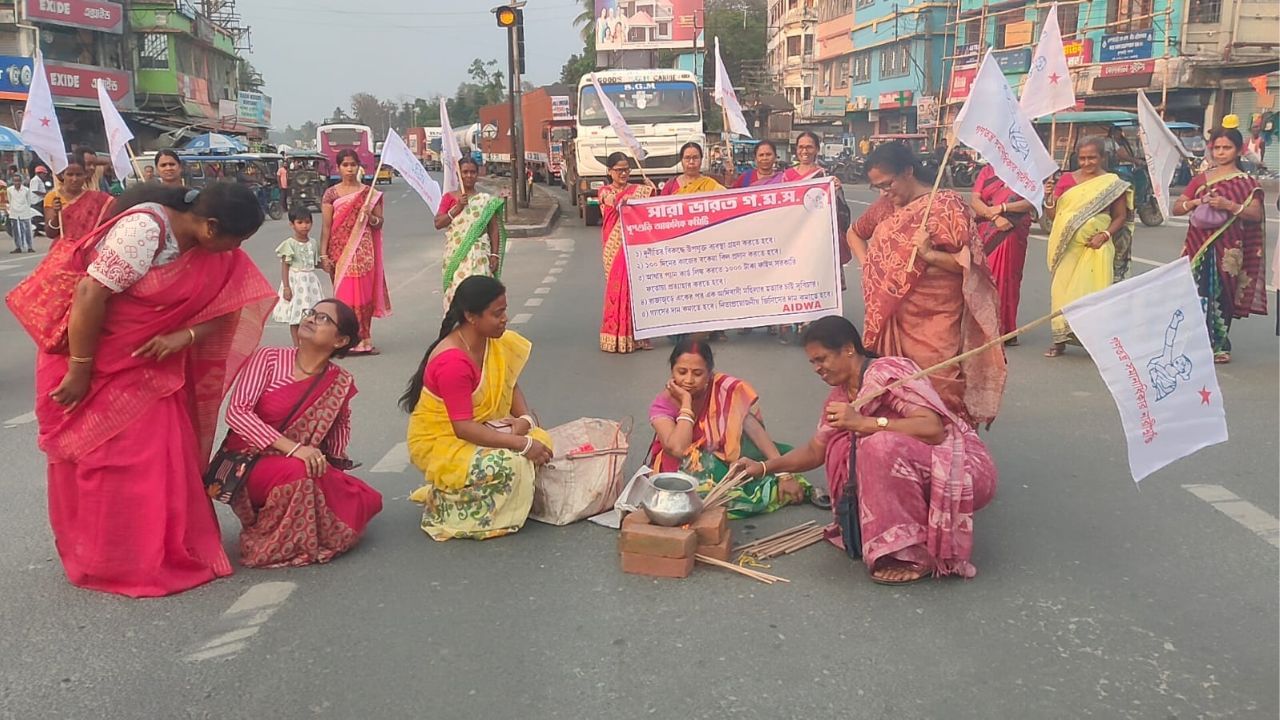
320,149,389,355
970,164,1035,341
730,316,997,585
1171,125,1267,363
223,299,382,567
599,151,655,353
850,142,1005,426
43,159,112,244
12,182,275,597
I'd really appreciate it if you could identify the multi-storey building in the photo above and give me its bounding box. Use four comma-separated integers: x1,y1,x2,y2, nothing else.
846,0,953,137
0,0,132,147
766,0,818,114
950,0,1277,165
812,0,855,132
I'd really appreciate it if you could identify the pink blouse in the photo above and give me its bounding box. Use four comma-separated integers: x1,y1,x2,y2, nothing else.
225,346,353,454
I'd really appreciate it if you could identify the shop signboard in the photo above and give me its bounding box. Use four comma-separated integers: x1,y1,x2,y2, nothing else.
948,67,977,101
1063,38,1093,67
994,48,1032,74
24,0,123,34
954,43,980,68
0,56,133,108
550,95,572,120
812,95,847,118
236,91,272,128
877,89,913,109
595,0,705,52
1100,29,1154,62
1093,60,1155,92
916,95,939,128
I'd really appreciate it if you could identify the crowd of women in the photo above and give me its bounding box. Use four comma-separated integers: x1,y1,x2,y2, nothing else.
8,114,1266,598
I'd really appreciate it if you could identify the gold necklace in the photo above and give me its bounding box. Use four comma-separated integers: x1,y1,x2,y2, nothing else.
457,329,475,356
295,355,325,376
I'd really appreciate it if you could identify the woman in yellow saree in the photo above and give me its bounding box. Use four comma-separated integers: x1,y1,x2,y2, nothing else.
1044,138,1133,357
660,142,725,196
403,276,553,541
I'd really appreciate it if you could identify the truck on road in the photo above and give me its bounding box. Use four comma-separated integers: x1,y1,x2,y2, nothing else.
564,68,705,226
477,85,577,185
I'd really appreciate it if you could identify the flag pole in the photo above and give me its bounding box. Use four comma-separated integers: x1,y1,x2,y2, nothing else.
907,130,959,267
853,309,1063,411
1049,116,1058,165
125,144,146,180
721,107,734,186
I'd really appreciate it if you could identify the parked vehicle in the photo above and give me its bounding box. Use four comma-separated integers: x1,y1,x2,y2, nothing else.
181,152,285,220
316,123,377,184
283,151,332,212
478,86,577,185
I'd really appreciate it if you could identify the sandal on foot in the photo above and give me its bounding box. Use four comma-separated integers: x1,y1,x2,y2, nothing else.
1043,345,1065,358
1214,352,1231,364
869,560,932,586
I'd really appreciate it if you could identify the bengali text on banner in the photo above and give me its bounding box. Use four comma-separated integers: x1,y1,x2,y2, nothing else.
620,177,843,339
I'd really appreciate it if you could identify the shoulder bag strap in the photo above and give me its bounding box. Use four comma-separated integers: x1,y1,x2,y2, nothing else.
838,359,875,560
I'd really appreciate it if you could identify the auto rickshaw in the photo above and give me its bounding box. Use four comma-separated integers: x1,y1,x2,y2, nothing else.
283,151,332,212
374,156,393,185
1033,111,1172,232
183,152,285,220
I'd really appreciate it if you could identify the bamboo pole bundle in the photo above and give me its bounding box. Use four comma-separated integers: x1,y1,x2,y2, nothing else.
695,554,789,585
701,467,751,509
734,522,827,561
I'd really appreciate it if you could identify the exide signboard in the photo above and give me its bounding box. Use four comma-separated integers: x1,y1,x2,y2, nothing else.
25,0,124,34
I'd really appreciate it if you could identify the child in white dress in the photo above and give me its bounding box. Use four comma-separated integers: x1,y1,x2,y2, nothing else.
272,207,324,345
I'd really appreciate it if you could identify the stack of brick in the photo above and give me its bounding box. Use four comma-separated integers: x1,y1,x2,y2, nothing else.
618,507,731,578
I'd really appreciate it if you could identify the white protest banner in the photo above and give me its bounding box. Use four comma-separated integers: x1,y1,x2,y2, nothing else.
1062,257,1227,482
621,178,842,339
381,128,442,213
1019,3,1076,120
1136,91,1186,222
956,50,1057,209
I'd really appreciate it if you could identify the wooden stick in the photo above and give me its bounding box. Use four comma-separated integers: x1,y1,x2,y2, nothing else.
906,130,959,268
733,521,818,553
696,554,789,584
853,309,1063,410
125,144,146,181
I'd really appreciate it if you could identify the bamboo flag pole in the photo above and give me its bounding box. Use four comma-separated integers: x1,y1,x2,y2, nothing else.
906,130,959,268
853,310,1062,411
124,144,146,181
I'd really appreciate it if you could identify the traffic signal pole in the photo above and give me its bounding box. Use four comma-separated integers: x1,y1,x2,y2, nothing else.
494,3,528,208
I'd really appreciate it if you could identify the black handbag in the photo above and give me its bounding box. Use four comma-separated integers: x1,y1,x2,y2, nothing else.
834,359,872,560
203,368,328,503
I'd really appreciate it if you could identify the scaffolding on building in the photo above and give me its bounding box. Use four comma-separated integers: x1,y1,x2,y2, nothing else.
198,0,252,52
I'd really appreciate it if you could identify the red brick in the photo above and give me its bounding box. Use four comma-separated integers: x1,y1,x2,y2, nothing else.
620,551,695,579
690,506,727,545
697,529,733,562
619,521,696,559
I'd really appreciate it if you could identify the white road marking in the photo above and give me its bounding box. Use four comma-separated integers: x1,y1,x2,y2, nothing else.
183,581,296,663
542,275,558,283
3,411,35,428
1183,484,1280,548
534,286,551,295
525,297,544,306
8,271,24,277
549,266,564,274
371,442,410,473
510,313,533,325
554,259,568,266
547,237,576,253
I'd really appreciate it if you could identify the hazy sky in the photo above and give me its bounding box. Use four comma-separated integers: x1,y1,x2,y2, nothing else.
239,0,587,128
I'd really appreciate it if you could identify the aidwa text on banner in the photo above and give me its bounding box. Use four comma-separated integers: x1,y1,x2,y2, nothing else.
620,178,843,340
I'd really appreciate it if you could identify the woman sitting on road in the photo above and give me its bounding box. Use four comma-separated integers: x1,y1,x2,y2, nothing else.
222,299,383,568
647,337,817,518
1043,137,1132,358
729,316,997,585
14,181,275,597
661,142,724,196
43,154,112,244
434,157,507,311
403,276,553,541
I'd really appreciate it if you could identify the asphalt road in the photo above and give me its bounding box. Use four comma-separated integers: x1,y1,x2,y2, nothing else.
0,178,1275,720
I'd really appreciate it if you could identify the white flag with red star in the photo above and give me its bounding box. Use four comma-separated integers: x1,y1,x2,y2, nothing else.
1019,3,1076,120
1062,257,1227,482
20,53,67,174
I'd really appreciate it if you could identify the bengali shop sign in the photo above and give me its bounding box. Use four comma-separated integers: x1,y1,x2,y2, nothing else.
1063,38,1092,67
620,178,843,339
1100,29,1154,62
25,0,123,33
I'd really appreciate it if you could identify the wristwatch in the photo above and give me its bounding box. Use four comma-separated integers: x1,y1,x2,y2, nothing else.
876,417,889,429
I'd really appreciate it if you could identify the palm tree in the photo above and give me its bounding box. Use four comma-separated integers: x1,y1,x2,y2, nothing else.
573,0,596,45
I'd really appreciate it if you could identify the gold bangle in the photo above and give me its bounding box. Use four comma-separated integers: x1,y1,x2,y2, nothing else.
69,355,94,364
187,328,197,345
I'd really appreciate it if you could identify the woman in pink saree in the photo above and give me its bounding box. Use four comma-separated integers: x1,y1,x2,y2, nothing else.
971,164,1035,340
730,316,997,585
10,182,275,597
320,149,390,355
598,151,655,353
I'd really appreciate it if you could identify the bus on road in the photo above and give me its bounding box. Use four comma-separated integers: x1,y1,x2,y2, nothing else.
316,123,376,183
